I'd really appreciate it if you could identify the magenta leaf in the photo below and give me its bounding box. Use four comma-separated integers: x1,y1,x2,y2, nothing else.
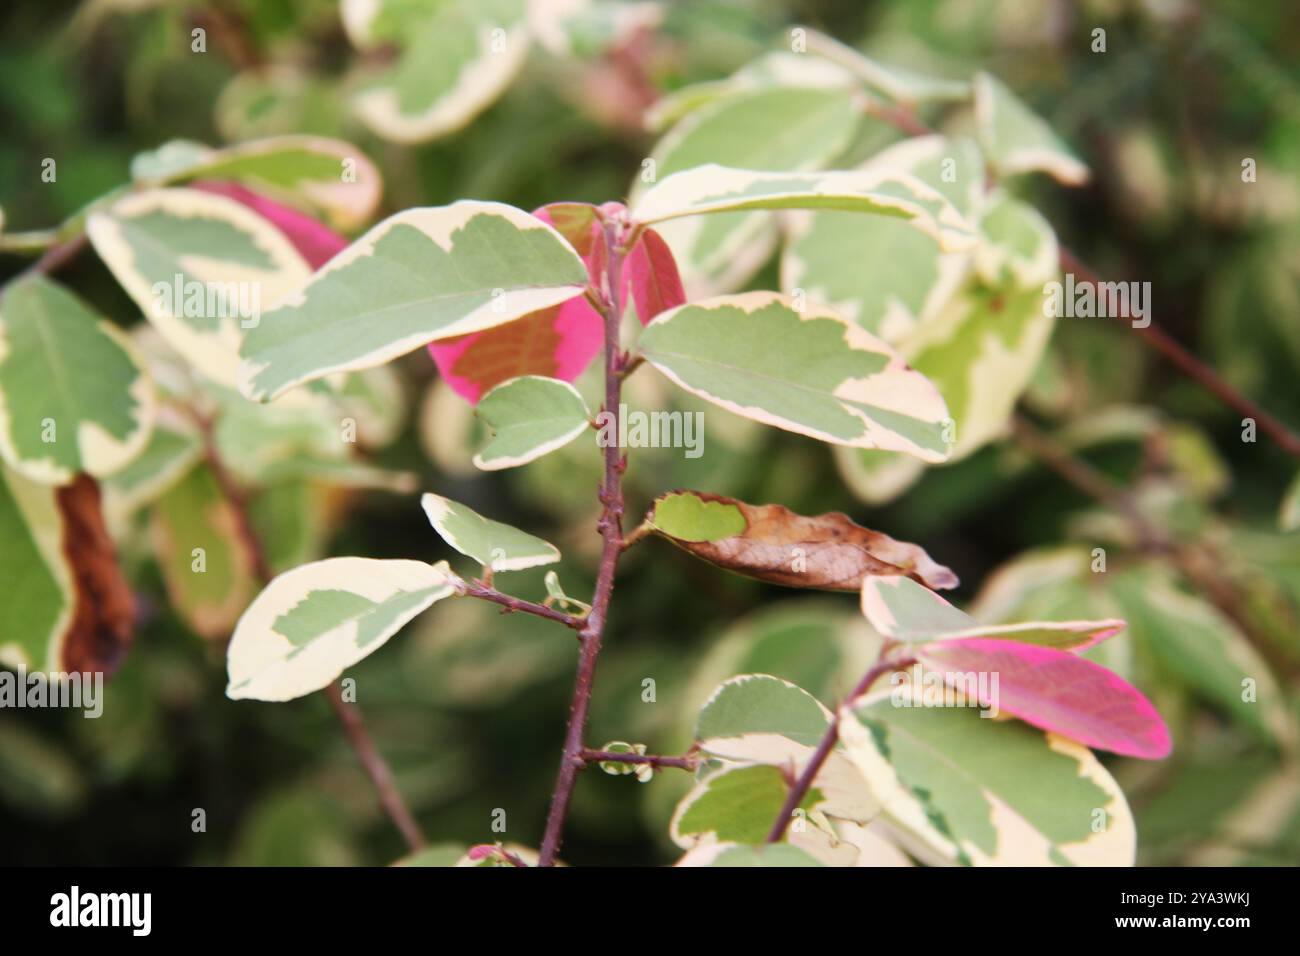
625,226,686,325
192,180,348,269
914,636,1172,760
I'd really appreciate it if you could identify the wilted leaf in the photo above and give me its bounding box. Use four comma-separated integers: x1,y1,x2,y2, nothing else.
647,490,957,591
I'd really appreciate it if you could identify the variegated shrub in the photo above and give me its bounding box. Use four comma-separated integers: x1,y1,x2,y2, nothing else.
4,16,1217,872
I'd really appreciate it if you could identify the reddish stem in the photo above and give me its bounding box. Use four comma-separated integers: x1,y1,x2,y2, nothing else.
538,217,631,867
456,579,585,631
766,656,910,844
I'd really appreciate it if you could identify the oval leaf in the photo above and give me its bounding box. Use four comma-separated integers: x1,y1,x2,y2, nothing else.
841,687,1136,865
239,201,589,401
421,492,560,571
639,293,952,461
649,490,957,591
226,557,455,702
86,187,312,388
974,72,1089,186
913,638,1172,759
0,276,155,484
473,375,590,470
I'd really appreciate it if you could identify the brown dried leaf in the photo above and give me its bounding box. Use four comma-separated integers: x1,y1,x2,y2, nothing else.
647,490,957,592
57,474,135,674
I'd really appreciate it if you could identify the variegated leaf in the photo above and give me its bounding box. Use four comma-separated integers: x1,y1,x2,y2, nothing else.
345,0,530,144
421,492,560,571
644,49,857,132
905,283,1056,460
799,28,970,104
973,191,1059,289
694,674,879,826
193,181,349,270
226,558,455,702
635,86,863,296
638,292,952,461
974,72,1089,186
841,686,1136,865
86,187,312,388
632,164,977,253
674,842,825,867
861,574,1124,651
238,201,589,401
0,277,155,485
101,410,203,520
150,462,258,639
782,135,982,342
132,135,382,231
473,375,590,470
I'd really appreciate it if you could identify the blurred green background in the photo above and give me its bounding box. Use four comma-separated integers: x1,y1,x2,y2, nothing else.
2,0,1299,866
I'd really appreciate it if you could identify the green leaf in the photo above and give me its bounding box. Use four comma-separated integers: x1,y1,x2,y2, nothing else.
696,674,832,750
841,687,1136,865
799,27,970,104
639,292,952,461
972,191,1059,289
861,574,1123,650
133,135,382,231
1281,472,1300,532
633,164,977,253
150,463,258,639
1111,566,1294,747
906,283,1056,460
0,277,155,484
0,466,72,670
647,490,747,542
86,187,312,388
473,375,590,470
675,841,825,867
421,492,560,571
782,135,982,342
636,86,863,295
974,72,1089,185
101,412,203,519
238,201,589,401
345,0,530,144
671,763,814,846
226,557,456,702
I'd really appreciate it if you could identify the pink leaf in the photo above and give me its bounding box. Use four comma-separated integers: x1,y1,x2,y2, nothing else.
191,180,348,269
625,227,685,325
915,637,1172,760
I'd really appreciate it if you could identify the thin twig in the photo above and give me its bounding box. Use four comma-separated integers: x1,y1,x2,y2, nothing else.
538,217,632,867
455,579,585,630
766,656,909,844
191,407,428,849
325,681,425,851
580,748,699,771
